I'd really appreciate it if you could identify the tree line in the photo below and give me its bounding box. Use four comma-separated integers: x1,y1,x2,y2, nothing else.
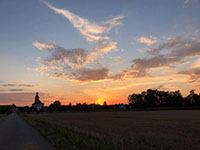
19,100,128,113
3,89,200,113
128,89,200,108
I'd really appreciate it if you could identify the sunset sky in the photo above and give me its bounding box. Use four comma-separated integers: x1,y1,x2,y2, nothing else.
0,0,200,106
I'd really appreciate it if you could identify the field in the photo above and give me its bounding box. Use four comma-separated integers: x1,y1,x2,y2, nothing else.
24,110,200,150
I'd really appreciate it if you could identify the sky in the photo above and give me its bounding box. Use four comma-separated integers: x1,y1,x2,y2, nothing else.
0,0,200,106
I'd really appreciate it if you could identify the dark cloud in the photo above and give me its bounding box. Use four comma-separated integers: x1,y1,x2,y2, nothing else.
33,41,120,82
43,46,93,69
0,89,24,92
71,68,110,82
2,84,36,87
147,37,187,55
9,89,24,91
132,55,178,72
130,38,200,77
50,68,110,82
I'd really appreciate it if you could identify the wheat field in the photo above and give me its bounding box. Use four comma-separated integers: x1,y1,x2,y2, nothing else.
27,110,200,149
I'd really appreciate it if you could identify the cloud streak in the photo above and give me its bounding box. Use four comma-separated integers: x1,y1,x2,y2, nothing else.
44,1,124,42
33,41,55,50
178,68,200,82
0,89,24,92
2,84,36,87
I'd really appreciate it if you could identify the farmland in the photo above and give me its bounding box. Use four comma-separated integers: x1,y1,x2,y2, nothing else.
23,110,200,150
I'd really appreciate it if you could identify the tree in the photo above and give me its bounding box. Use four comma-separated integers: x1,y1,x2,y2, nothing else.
144,89,157,107
48,100,62,111
128,93,145,107
128,89,185,108
53,100,61,106
186,90,200,105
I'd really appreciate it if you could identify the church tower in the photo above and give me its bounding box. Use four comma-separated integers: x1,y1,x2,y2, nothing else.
35,92,40,103
32,92,44,111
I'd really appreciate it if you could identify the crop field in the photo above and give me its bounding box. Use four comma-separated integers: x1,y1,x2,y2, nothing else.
25,110,200,150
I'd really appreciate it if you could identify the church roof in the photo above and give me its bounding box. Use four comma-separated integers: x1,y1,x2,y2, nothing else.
33,100,43,105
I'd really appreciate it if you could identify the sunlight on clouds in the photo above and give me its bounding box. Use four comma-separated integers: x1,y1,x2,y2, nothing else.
32,2,124,83
191,57,200,68
44,1,124,42
78,73,192,104
33,41,55,50
96,41,117,53
138,36,158,46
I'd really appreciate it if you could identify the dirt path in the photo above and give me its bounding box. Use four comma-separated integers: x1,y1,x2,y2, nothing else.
0,113,52,150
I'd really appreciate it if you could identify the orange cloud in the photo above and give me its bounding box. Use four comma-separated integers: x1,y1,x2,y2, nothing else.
33,41,55,50
138,36,158,46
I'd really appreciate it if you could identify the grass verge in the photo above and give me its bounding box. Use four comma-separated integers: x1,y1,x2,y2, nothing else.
20,114,115,150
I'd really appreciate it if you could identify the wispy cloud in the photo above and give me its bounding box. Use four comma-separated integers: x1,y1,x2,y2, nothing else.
131,38,200,76
44,1,124,42
32,1,124,83
96,40,117,53
0,89,25,92
138,36,158,46
113,37,200,80
33,41,55,50
178,68,200,82
2,84,36,87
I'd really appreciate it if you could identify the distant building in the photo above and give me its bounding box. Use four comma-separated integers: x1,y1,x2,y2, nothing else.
32,92,44,111
119,104,126,109
0,104,17,113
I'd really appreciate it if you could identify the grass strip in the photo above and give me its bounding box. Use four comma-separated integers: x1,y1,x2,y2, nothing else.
20,114,115,150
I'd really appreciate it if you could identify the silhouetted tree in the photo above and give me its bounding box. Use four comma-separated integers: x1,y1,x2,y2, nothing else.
144,89,157,107
128,89,196,108
186,90,200,105
128,93,145,107
48,100,62,111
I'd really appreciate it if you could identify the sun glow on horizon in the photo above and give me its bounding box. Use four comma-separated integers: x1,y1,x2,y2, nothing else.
96,98,105,105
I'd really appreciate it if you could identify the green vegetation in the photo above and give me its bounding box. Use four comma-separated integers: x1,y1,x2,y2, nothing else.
20,114,115,150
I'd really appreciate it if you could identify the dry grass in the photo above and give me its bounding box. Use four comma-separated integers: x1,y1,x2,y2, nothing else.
27,110,200,150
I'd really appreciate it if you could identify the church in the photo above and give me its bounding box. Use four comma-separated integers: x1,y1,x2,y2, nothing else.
32,92,44,111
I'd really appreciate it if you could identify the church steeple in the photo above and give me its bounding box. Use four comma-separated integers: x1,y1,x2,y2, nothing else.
35,92,40,103
32,91,44,111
